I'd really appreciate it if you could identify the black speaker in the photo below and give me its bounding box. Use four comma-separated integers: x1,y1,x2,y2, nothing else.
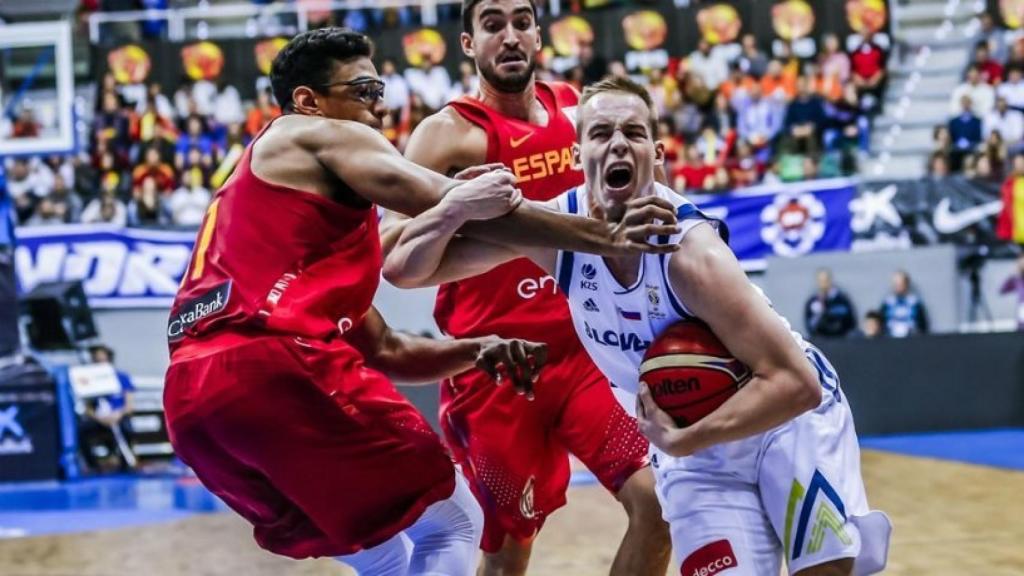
19,281,98,350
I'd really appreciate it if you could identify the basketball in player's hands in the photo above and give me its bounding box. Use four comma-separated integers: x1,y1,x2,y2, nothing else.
638,321,750,427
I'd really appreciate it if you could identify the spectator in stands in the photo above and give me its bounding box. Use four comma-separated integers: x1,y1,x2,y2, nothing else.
851,32,887,113
819,33,851,84
984,97,1024,146
708,92,736,137
173,77,195,119
82,192,127,227
673,143,715,192
213,81,245,127
998,67,1024,112
928,151,951,178
852,310,885,339
133,95,177,148
169,168,211,227
447,61,480,102
191,75,218,117
999,252,1024,330
784,76,827,155
404,56,451,110
135,82,175,119
245,87,282,137
380,59,411,113
997,153,1024,245
726,140,762,187
79,344,138,472
44,155,75,190
132,146,176,192
6,159,46,223
127,176,171,227
688,38,729,91
804,268,857,339
672,84,705,141
579,41,609,85
734,83,785,156
949,95,983,170
972,41,1004,85
11,107,40,138
806,62,843,103
977,12,1009,63
760,59,797,100
647,67,680,118
94,91,132,159
1005,37,1024,75
825,83,869,152
47,174,82,223
736,34,768,79
984,130,1009,177
951,66,995,117
879,270,930,337
175,115,215,170
25,198,67,227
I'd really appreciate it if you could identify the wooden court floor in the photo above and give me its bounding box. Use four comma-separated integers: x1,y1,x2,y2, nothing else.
1,450,1022,575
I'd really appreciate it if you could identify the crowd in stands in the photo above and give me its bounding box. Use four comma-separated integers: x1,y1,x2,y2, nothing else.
804,269,931,340
5,2,890,230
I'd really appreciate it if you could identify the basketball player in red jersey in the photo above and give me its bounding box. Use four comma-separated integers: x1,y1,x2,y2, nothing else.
162,28,678,576
381,2,672,574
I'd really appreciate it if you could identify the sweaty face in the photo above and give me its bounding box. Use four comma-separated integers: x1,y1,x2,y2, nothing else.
314,57,387,129
578,92,662,221
467,0,540,94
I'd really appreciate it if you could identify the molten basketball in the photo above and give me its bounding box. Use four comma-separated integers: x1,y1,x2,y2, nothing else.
639,321,751,427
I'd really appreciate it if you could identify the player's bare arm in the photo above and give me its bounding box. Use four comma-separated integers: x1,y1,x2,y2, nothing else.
279,114,673,257
380,107,487,252
383,195,682,289
637,224,822,458
345,306,546,396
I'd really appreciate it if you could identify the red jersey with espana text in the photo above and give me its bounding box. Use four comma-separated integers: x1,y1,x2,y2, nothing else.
167,119,381,354
436,81,584,348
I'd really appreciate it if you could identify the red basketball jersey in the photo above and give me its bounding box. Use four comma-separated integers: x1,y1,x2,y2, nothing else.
436,81,585,347
168,121,382,353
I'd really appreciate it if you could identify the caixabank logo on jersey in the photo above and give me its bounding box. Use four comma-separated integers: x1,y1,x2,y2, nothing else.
14,226,196,308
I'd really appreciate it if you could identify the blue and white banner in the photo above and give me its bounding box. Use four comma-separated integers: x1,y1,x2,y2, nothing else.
14,225,197,309
690,178,857,269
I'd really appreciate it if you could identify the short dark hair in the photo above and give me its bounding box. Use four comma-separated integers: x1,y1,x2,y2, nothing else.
270,27,374,112
462,0,538,34
578,75,658,137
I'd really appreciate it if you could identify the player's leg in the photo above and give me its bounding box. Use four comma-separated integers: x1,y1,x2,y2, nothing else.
335,533,413,576
439,370,571,576
658,461,783,576
404,471,484,576
759,349,891,576
552,352,671,575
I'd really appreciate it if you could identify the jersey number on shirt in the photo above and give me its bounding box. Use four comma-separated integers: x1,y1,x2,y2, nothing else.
187,197,221,283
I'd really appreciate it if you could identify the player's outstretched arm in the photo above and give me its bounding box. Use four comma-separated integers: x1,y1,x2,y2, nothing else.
308,119,677,256
637,224,822,458
384,195,682,289
345,307,546,397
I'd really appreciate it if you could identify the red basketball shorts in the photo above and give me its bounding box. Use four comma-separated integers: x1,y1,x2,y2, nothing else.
164,332,456,559
439,338,650,553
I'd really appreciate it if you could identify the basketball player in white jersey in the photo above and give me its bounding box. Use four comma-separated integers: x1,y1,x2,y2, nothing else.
382,76,891,576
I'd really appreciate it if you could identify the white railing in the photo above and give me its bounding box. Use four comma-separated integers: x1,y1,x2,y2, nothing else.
88,0,563,44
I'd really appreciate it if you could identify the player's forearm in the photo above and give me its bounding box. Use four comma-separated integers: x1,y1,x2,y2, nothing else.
373,332,484,385
382,201,466,288
460,201,618,256
671,373,820,456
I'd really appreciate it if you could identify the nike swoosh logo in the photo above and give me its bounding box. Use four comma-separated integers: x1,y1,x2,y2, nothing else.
510,132,534,149
932,198,1003,234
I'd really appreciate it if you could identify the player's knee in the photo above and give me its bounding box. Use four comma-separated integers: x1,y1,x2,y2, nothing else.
794,557,855,576
617,468,665,526
482,537,532,576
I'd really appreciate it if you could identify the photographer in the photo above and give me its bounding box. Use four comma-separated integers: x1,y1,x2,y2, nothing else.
78,345,138,472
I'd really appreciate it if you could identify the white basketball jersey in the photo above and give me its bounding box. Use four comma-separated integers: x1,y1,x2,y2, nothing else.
552,183,814,397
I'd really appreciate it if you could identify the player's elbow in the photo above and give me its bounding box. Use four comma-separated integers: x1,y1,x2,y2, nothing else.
787,370,822,413
381,258,422,289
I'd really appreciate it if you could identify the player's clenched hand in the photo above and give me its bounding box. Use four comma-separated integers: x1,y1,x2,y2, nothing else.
609,196,681,255
636,383,694,457
474,336,549,401
444,169,524,221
